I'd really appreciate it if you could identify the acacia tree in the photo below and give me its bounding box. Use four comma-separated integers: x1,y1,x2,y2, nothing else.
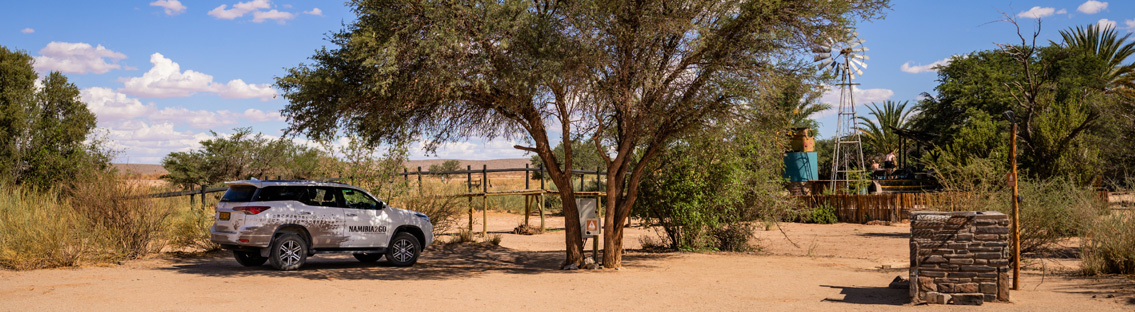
276,0,887,269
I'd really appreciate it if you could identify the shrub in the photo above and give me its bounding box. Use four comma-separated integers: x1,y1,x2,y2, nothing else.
0,185,88,269
389,184,464,235
450,229,476,244
487,234,502,246
68,173,172,260
801,204,837,224
168,203,220,251
1081,212,1135,275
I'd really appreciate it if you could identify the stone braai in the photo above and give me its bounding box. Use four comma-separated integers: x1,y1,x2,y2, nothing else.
909,211,1010,305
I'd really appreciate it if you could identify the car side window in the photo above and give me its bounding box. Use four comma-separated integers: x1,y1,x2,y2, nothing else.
304,187,345,208
341,188,379,210
253,186,307,202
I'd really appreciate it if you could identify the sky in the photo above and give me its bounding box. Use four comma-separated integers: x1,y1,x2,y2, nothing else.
1,1,1133,164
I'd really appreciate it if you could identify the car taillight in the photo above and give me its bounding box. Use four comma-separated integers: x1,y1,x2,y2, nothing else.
234,206,271,215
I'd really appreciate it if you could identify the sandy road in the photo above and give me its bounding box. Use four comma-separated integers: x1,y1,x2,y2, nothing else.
1,212,1132,311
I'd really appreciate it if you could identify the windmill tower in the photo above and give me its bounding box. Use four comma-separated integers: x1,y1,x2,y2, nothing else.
814,33,868,194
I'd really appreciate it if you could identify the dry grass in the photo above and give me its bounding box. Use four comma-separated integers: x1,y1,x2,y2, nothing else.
0,186,88,270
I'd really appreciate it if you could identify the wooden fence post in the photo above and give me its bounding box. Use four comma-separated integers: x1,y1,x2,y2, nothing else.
467,165,473,233
417,166,422,195
482,164,488,237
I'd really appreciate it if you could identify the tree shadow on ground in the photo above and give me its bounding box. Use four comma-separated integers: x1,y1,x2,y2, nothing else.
159,244,674,281
1050,274,1135,305
820,285,908,305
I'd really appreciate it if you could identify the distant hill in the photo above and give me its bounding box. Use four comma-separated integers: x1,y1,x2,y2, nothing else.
113,163,168,176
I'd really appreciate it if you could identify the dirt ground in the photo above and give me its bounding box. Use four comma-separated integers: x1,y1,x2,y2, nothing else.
2,212,1133,311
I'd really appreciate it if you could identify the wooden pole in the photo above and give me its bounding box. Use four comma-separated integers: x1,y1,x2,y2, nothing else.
525,163,530,190
417,166,422,195
1011,123,1020,290
467,165,473,233
482,165,488,237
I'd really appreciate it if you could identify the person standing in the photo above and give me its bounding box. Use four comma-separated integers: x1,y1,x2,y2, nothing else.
883,151,896,178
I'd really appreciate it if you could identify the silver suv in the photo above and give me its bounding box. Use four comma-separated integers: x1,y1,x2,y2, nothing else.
210,180,433,270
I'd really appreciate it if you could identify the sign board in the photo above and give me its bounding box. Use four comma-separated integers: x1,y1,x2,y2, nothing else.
1006,172,1016,188
576,198,601,237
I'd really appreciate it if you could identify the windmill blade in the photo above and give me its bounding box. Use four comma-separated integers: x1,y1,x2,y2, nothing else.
812,46,831,54
818,58,834,68
852,38,866,47
852,32,859,38
852,46,869,52
851,58,867,70
852,54,870,60
854,66,864,77
814,54,830,62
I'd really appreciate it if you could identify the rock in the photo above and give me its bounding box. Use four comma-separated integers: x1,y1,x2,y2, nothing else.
950,293,985,305
925,292,951,304
563,264,579,270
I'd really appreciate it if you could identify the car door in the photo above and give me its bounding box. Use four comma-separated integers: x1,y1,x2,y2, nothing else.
341,188,391,248
300,186,349,248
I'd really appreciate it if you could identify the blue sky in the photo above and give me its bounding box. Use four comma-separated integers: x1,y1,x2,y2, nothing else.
2,1,1132,164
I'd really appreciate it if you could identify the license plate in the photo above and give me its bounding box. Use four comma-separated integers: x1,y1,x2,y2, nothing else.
219,212,230,220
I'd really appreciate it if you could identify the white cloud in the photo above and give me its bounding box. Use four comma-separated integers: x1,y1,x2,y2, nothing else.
80,87,157,123
102,120,214,162
303,8,322,16
1098,18,1117,30
900,56,957,74
235,108,284,122
33,42,126,74
1078,1,1108,14
216,79,276,100
251,9,295,23
1017,6,1057,19
20,28,34,34
209,0,270,19
150,0,186,16
815,86,895,119
151,107,236,129
1057,9,1068,15
120,53,276,100
1126,19,1135,30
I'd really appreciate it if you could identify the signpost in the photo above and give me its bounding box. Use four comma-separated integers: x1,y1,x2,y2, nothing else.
577,197,601,266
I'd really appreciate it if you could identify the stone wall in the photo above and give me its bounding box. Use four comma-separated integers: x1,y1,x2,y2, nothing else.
909,211,1010,305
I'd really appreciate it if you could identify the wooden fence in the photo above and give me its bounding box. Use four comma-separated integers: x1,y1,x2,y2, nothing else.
793,192,977,223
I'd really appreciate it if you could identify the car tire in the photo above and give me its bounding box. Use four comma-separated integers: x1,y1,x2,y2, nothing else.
353,253,383,263
269,233,308,271
385,232,421,267
233,250,267,267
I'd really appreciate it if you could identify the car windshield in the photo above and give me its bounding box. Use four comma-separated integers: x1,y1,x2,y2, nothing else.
221,185,257,202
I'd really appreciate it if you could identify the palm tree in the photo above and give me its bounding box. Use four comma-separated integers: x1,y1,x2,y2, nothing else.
776,80,830,130
1055,24,1135,97
857,100,914,157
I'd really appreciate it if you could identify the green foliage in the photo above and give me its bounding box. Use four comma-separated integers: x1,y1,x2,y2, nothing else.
0,46,112,189
428,159,462,183
634,104,789,251
857,100,913,157
1054,24,1135,97
529,138,607,181
775,77,830,130
161,127,334,188
912,23,1134,184
801,203,837,224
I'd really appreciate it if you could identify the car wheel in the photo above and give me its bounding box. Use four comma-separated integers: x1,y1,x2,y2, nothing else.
385,232,421,267
233,250,267,267
353,253,383,263
269,233,308,271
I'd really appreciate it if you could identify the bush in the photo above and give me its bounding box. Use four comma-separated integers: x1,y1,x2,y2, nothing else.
168,204,220,251
801,204,837,224
68,174,172,260
389,184,464,235
1081,212,1135,275
0,185,88,269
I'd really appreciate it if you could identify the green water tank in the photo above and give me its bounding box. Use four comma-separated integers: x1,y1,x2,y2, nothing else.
783,152,818,182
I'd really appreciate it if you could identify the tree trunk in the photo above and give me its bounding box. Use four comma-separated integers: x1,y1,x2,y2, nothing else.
554,177,585,268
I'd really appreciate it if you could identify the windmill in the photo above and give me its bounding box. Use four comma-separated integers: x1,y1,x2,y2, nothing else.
813,33,868,194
